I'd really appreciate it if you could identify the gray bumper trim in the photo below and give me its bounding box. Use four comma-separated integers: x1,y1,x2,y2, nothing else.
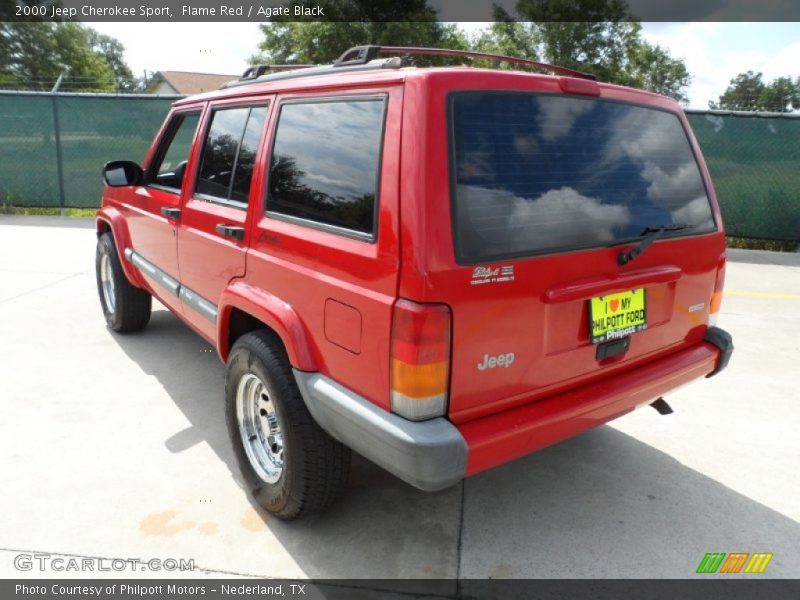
293,371,468,491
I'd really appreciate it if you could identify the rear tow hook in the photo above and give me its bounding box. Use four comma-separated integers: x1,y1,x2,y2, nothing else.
650,397,674,415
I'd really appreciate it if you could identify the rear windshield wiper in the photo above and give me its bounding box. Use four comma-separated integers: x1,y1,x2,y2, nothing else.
617,223,695,266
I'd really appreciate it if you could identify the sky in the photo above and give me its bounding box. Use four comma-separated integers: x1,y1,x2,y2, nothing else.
90,22,800,108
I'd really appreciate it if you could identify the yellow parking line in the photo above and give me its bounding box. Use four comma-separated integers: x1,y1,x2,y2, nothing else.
726,290,800,300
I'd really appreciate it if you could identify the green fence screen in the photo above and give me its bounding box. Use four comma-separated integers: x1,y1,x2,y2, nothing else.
687,111,800,241
0,93,798,241
0,92,177,208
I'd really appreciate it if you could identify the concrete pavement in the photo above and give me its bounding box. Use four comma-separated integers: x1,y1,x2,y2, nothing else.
0,215,798,582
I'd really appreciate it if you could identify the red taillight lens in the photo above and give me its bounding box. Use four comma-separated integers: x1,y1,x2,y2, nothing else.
390,299,451,421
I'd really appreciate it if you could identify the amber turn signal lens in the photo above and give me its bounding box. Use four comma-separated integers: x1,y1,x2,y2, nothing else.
390,299,451,421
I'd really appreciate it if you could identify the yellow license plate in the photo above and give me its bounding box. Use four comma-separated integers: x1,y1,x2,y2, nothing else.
589,288,647,344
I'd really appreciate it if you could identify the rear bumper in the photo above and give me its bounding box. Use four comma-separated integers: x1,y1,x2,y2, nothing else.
293,371,468,491
461,339,725,476
294,329,732,490
704,326,734,377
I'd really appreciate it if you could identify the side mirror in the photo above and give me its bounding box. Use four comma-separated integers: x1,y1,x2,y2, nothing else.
154,160,188,190
103,160,143,187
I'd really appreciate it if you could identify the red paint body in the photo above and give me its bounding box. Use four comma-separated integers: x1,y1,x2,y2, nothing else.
97,67,728,478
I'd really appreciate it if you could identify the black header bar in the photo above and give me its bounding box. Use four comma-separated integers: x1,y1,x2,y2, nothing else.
4,579,800,600
5,0,800,22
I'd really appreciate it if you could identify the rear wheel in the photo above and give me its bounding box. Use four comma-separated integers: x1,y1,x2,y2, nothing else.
95,233,151,332
226,330,351,520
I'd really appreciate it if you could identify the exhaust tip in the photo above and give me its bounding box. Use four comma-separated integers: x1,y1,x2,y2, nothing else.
650,397,674,415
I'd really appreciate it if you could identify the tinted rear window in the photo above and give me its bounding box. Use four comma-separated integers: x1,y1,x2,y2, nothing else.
450,93,716,262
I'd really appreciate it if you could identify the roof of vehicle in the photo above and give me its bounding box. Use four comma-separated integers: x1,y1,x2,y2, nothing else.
172,45,676,109
173,66,675,108
172,66,408,106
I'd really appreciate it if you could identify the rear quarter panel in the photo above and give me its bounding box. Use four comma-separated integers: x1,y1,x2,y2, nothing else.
241,84,404,410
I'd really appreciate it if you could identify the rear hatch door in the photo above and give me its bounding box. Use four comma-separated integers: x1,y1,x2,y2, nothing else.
439,90,724,422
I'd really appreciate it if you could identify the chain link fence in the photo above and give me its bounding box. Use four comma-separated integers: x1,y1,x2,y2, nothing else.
0,91,180,208
686,110,800,241
0,92,798,241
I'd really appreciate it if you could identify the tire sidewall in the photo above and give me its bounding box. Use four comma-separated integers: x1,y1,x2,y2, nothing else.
95,234,123,330
226,342,297,515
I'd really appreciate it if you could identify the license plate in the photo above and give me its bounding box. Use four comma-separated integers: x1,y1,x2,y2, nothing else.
589,288,647,344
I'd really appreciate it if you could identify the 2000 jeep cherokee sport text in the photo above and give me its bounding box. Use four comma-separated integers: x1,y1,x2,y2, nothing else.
94,46,733,519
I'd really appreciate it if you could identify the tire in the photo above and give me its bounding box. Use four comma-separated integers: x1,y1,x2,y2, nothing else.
226,330,351,520
95,233,151,332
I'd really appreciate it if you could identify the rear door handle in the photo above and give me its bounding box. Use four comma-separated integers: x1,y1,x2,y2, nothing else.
215,223,245,241
160,206,181,219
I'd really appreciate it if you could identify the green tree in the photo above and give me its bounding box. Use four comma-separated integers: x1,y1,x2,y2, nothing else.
0,22,134,92
477,0,691,102
625,41,691,102
88,30,139,92
0,21,60,87
712,71,766,110
473,20,541,63
251,0,467,65
712,72,800,112
756,76,800,112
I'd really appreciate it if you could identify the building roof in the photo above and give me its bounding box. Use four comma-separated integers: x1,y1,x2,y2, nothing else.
147,71,239,94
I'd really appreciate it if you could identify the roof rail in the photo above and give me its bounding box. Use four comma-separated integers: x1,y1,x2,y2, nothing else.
222,45,596,90
237,63,316,82
222,58,401,89
334,45,597,81
334,46,382,67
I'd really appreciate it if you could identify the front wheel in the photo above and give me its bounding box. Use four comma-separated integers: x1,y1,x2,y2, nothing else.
95,233,151,332
225,330,351,520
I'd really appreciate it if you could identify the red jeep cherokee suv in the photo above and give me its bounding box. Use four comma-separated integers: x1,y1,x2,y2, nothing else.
95,46,733,519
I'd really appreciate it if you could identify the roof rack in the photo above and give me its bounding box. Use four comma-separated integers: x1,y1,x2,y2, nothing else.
223,45,596,89
237,63,316,82
333,45,597,80
222,58,401,89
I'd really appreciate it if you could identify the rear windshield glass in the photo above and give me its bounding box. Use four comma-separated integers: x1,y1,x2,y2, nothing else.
450,93,716,262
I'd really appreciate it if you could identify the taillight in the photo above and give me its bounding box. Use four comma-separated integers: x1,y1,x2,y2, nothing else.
709,256,726,326
390,299,451,421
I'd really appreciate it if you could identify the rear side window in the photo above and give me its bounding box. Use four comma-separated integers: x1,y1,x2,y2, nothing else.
267,98,386,239
450,93,716,262
195,105,267,205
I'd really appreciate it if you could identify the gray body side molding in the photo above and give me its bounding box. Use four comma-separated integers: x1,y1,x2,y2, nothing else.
293,371,468,492
124,247,217,323
125,247,179,296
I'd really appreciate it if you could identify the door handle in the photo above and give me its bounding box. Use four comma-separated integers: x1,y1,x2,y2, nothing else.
215,223,245,241
161,206,181,219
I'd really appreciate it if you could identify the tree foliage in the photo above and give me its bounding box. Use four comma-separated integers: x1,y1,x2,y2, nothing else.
251,0,467,65
476,1,690,101
0,22,136,92
712,71,800,112
87,30,138,92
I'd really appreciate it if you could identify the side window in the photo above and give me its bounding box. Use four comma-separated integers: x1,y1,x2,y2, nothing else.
195,105,268,205
267,98,386,238
150,112,201,191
